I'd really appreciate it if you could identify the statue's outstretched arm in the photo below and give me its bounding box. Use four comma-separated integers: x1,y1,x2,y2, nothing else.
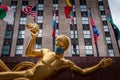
25,23,43,57
69,58,113,75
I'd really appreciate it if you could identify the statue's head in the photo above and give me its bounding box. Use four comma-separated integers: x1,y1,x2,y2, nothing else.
55,35,70,51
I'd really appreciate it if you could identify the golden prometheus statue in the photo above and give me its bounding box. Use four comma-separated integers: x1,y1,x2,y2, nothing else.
0,23,113,80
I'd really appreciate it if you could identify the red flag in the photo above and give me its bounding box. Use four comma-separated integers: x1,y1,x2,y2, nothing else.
64,6,72,18
52,27,56,38
52,8,56,39
88,8,99,44
22,5,37,19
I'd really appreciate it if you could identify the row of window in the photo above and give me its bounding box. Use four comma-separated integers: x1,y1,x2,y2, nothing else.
98,0,114,57
1,0,115,57
69,0,79,56
80,3,94,56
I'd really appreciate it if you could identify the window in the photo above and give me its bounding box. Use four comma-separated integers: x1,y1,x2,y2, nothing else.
108,50,114,57
53,4,58,10
2,45,10,56
17,25,25,38
80,5,87,11
38,4,44,10
81,12,88,17
38,11,43,16
37,16,43,23
98,1,103,5
79,0,86,5
101,15,106,21
4,25,13,39
22,0,28,5
99,6,104,11
85,45,93,56
82,17,89,24
15,39,24,56
98,0,102,1
56,24,59,37
20,18,26,24
5,31,12,39
105,32,110,37
71,38,79,56
53,0,58,4
21,12,27,17
37,25,43,37
39,0,44,4
103,26,109,32
11,6,17,10
1,39,11,56
100,11,105,15
103,21,107,25
83,24,90,30
11,1,17,5
35,37,42,49
84,38,92,45
83,30,91,38
107,44,113,49
72,5,76,12
15,45,23,55
18,30,25,38
106,37,112,44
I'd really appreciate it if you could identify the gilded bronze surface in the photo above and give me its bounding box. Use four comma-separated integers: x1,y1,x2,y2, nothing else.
0,23,113,80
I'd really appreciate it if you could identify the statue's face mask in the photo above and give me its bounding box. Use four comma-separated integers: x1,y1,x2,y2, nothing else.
55,46,65,54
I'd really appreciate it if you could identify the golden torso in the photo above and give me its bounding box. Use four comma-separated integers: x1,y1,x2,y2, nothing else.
27,48,71,80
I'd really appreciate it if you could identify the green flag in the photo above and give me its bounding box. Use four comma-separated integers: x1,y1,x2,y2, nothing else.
106,9,120,41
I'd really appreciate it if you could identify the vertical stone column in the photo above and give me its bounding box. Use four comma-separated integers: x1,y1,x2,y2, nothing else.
75,0,86,57
42,0,53,50
10,0,22,56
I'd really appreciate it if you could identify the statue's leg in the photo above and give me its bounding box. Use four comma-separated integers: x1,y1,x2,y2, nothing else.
12,61,35,71
14,78,30,80
0,59,11,71
0,70,27,79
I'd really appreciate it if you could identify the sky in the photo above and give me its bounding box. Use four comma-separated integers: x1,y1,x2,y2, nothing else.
108,0,120,30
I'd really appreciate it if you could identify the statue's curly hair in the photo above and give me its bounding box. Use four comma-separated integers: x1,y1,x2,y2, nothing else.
56,35,70,50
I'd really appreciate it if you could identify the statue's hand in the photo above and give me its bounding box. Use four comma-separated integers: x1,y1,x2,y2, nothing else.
98,58,113,68
26,23,39,37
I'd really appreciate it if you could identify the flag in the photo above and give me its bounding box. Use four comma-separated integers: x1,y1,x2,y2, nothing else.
64,0,73,18
88,8,99,44
52,8,57,51
52,8,57,49
22,5,37,19
0,5,15,24
64,6,72,18
52,8,56,38
106,8,120,41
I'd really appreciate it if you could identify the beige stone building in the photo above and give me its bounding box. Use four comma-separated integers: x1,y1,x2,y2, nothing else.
0,0,119,57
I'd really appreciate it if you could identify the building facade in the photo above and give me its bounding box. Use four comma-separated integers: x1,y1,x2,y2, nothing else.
0,0,120,57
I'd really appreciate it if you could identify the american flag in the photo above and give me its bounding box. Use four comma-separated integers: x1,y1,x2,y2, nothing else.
22,5,37,19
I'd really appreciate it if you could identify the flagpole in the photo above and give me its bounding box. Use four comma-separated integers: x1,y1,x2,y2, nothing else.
95,43,99,57
88,7,99,57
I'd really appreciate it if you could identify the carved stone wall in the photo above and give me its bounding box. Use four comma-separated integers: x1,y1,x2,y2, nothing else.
0,57,120,80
